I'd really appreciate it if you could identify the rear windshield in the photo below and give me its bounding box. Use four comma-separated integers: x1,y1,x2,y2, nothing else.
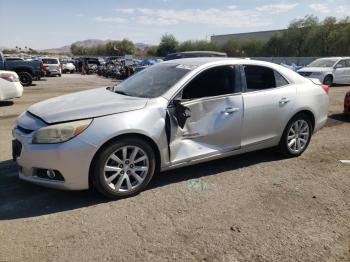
87,59,99,65
42,58,58,64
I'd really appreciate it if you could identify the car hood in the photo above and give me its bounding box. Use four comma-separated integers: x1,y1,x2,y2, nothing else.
28,87,148,124
298,67,333,73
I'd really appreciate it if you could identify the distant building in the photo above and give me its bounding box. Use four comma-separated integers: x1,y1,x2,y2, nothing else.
211,29,285,45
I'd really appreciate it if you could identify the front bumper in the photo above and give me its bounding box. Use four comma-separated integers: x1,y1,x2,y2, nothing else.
12,127,97,190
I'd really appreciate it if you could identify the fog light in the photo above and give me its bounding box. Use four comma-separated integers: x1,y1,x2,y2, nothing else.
46,169,56,179
34,168,65,181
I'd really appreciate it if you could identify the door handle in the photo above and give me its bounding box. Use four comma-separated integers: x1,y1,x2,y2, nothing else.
221,107,239,114
279,98,290,105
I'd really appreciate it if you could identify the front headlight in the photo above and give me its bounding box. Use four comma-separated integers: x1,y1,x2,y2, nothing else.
32,119,92,144
311,72,322,76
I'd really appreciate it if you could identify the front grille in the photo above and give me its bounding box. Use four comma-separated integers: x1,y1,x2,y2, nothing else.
299,72,312,77
17,125,34,134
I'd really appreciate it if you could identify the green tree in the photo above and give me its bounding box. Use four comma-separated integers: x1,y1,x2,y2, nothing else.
146,46,158,56
156,34,179,57
70,44,86,55
178,40,219,52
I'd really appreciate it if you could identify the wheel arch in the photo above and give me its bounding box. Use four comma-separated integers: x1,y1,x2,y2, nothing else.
287,109,315,132
88,133,162,188
323,74,333,84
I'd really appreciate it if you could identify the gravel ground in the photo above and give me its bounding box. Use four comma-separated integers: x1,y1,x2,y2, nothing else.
0,74,349,262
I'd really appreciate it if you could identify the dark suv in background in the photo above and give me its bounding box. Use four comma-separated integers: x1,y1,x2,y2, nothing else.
0,52,45,86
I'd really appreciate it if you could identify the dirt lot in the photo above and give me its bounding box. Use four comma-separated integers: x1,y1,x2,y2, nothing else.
0,74,349,262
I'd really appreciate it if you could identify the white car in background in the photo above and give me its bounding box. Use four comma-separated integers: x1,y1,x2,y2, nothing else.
41,57,61,77
0,71,23,101
62,62,76,74
298,57,350,86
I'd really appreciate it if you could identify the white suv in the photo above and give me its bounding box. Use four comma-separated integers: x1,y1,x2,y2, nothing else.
298,57,350,86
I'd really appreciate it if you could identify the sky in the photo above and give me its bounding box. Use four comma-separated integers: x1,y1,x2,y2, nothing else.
0,0,349,49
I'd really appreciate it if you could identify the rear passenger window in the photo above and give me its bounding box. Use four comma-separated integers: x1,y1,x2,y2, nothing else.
244,65,288,92
274,71,289,87
345,60,350,67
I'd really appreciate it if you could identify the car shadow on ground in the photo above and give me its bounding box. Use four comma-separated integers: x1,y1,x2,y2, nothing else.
327,113,350,127
0,149,283,220
0,101,14,107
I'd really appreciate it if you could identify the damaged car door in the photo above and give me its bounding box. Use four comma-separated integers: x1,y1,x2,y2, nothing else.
168,65,243,164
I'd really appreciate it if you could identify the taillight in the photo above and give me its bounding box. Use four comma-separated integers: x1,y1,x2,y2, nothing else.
40,63,47,71
58,63,61,69
0,72,19,82
320,84,329,94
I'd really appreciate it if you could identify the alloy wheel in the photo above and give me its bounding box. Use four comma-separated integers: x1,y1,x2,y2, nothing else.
287,120,310,153
103,146,149,192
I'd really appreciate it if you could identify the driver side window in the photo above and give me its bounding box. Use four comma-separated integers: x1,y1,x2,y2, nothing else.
181,65,235,99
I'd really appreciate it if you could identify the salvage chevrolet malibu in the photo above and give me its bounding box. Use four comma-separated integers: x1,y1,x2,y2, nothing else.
12,58,329,198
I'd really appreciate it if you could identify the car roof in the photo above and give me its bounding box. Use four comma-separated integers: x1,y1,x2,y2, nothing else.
316,57,350,60
168,51,227,56
161,57,293,69
162,57,245,66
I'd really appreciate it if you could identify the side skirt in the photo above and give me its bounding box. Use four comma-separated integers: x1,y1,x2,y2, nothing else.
161,138,278,172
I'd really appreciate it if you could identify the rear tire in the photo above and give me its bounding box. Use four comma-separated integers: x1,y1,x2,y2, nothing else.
92,137,156,199
279,113,312,157
18,72,32,86
323,75,333,87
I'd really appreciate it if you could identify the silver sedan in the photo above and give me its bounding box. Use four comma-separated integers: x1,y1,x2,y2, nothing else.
12,58,329,198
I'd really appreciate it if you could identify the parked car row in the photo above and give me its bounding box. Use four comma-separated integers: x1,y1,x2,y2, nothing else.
0,53,74,103
0,52,45,86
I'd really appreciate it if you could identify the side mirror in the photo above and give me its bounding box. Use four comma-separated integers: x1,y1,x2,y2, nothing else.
170,99,191,128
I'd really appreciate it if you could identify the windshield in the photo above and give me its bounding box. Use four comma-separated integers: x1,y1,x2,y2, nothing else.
307,59,338,68
42,58,58,64
114,63,191,98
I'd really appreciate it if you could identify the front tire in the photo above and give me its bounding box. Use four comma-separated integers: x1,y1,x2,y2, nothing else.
279,114,312,157
92,137,156,199
323,75,333,87
18,72,33,86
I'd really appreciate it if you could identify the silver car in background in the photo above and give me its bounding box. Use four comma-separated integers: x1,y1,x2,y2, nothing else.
12,58,329,198
298,57,350,86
